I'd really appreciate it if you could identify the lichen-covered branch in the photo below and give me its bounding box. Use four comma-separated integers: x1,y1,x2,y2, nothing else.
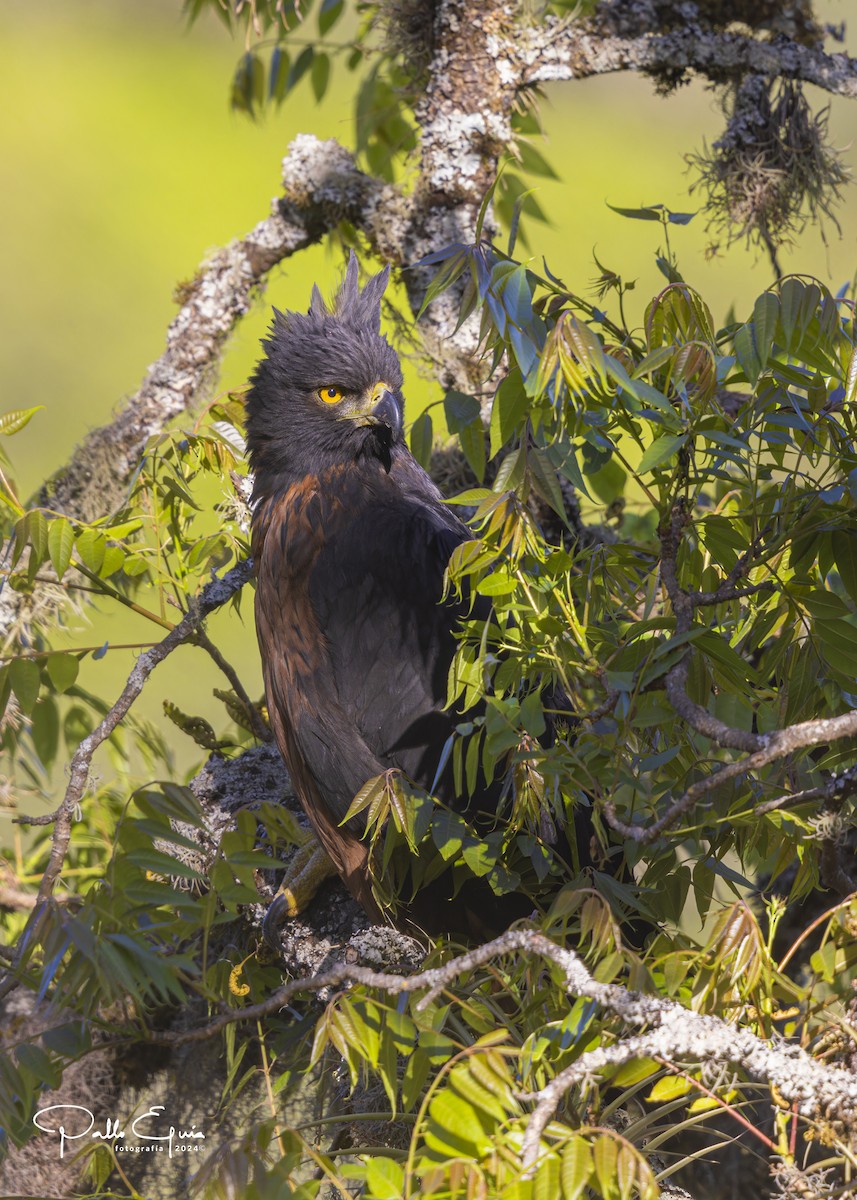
521,18,857,98
144,927,857,1168
0,136,380,645
40,139,361,524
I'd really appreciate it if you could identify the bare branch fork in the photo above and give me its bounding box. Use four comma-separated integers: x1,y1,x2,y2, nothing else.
0,560,254,1003
604,503,857,848
144,927,857,1167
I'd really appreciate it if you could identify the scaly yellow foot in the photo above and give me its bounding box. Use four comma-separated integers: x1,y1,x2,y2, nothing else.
262,833,340,950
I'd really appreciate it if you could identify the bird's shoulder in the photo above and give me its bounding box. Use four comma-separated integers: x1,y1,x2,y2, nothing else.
253,451,469,588
321,451,470,596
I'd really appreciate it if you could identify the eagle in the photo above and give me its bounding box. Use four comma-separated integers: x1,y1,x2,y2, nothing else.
246,255,534,940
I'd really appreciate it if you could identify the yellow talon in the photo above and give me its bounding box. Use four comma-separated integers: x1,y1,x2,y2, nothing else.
262,838,340,950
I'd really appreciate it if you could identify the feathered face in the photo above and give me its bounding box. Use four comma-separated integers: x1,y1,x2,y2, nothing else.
246,255,405,496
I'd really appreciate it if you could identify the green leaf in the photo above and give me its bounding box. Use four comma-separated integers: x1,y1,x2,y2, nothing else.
410,410,433,469
490,371,529,457
752,291,779,370
459,420,486,482
585,454,626,505
461,839,494,877
9,658,40,715
607,203,663,222
46,653,79,693
379,1025,398,1115
534,1153,561,1200
832,530,857,605
844,338,857,409
516,139,559,180
417,247,469,318
41,1022,90,1057
269,46,290,103
16,1043,60,1088
288,46,314,92
27,509,48,562
815,618,857,675
31,697,59,767
401,1050,430,1112
593,1135,618,1198
561,1136,592,1200
616,1145,641,1200
0,667,11,724
126,848,205,881
426,1089,493,1158
432,808,467,860
529,446,568,520
444,390,481,434
365,1157,405,1200
801,588,850,620
778,277,804,349
75,528,106,574
609,1058,660,1088
48,517,74,580
648,1074,693,1101
450,1060,509,1123
318,0,344,35
733,322,761,385
231,52,264,116
637,433,686,474
562,315,607,386
310,52,330,102
0,406,44,436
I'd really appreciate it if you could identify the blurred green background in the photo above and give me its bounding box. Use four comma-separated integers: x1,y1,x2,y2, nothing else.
2,0,856,805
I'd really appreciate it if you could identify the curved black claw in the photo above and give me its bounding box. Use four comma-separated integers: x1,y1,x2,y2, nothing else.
262,892,290,952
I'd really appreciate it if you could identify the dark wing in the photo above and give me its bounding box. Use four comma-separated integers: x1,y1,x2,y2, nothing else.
307,466,476,811
254,462,483,914
254,481,389,917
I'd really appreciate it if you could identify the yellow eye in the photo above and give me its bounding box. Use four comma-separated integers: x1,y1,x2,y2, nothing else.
318,386,343,404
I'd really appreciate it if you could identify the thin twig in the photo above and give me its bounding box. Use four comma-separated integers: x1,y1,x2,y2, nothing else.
660,504,763,753
192,627,271,743
0,560,253,1002
690,580,775,606
604,707,857,844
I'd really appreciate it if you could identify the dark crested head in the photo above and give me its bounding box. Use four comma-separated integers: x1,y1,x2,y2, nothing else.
245,254,405,497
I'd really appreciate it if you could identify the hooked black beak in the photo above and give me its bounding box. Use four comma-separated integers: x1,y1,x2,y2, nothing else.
370,389,402,443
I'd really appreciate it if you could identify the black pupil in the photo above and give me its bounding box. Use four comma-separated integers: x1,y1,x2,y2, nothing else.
327,389,337,398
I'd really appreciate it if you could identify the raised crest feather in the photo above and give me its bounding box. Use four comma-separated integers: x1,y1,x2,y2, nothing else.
300,252,389,332
333,251,390,333
309,283,328,317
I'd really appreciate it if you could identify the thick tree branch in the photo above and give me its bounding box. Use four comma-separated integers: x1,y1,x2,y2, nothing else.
39,140,351,524
144,927,857,1169
521,20,857,98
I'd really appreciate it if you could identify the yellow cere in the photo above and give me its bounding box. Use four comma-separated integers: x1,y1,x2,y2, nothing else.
319,386,344,404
